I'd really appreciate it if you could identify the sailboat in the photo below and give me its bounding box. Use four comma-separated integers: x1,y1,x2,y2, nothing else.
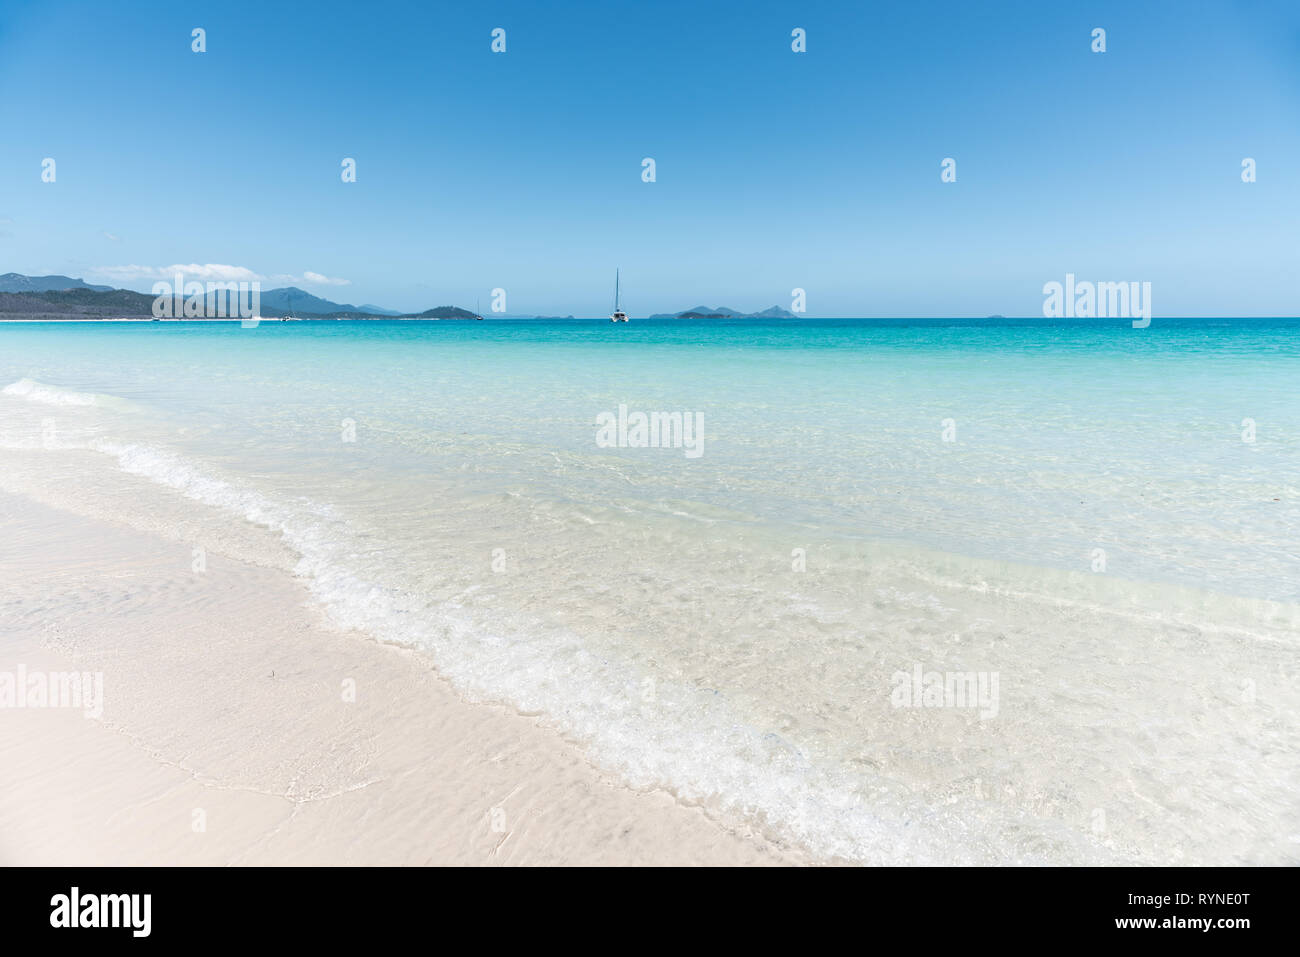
609,269,628,322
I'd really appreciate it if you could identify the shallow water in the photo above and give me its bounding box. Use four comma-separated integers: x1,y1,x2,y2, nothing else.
2,317,1297,863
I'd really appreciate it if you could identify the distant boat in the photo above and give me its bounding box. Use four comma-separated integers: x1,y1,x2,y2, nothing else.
609,269,628,322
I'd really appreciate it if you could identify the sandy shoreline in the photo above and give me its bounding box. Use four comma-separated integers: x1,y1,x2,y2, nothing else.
0,489,804,865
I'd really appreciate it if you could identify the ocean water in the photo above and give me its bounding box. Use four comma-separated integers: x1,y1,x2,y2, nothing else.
2,317,1298,864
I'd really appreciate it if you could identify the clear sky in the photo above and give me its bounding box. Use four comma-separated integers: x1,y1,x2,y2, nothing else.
1,0,1297,317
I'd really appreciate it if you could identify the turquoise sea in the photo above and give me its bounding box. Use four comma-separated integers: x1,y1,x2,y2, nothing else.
2,317,1297,864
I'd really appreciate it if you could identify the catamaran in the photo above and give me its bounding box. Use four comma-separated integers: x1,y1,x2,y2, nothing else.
609,269,628,322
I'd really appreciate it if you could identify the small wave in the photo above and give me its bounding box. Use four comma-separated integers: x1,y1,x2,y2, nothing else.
2,378,125,408
10,435,1132,864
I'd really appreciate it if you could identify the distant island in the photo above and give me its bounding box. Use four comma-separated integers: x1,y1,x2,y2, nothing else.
647,305,796,319
0,274,803,322
0,275,485,321
0,272,113,293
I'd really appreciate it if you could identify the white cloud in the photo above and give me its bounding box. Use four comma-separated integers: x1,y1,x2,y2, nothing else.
267,271,351,287
102,232,123,242
173,264,263,282
90,263,349,287
87,265,166,281
300,271,351,286
90,263,261,283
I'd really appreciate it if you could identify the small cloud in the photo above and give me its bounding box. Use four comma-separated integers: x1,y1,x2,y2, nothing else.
102,232,123,242
300,271,350,286
88,264,164,282
89,263,351,288
164,263,262,282
91,263,263,283
268,271,351,286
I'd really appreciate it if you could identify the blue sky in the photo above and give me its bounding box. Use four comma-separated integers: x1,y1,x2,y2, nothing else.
1,0,1297,316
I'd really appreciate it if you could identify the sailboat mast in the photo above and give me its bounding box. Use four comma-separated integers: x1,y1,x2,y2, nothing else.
615,269,620,311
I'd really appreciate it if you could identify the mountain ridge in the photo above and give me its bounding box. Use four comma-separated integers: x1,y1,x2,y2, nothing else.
0,274,800,321
0,275,485,320
0,272,113,293
648,305,797,319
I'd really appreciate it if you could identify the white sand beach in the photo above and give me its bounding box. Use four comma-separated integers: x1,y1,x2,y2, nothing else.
2,325,1296,867
0,484,802,866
